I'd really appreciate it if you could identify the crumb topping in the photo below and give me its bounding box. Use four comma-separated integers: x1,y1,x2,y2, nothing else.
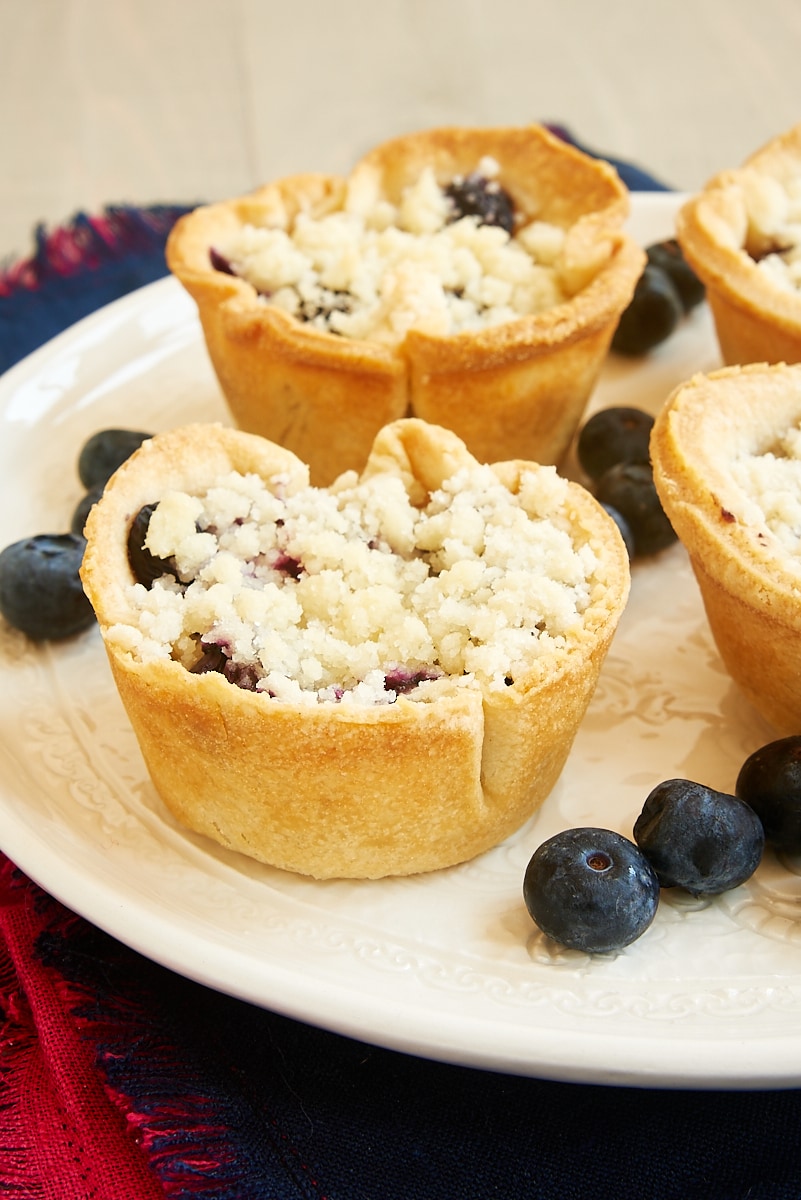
211,158,571,342
737,171,801,291
111,463,603,706
731,425,801,553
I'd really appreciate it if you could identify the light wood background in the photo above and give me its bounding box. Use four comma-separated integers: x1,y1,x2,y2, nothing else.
1,0,800,262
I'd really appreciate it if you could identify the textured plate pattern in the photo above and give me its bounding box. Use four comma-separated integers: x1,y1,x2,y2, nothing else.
3,195,801,1089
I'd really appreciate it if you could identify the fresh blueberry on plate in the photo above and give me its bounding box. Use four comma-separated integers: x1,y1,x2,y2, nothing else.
634,778,764,894
611,263,683,355
523,827,660,954
577,406,654,482
646,238,705,313
594,461,677,557
77,428,152,491
71,487,104,536
736,737,801,856
0,533,95,641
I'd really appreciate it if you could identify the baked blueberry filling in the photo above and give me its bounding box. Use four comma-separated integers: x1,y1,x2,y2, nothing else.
190,639,261,691
444,171,515,234
383,665,443,695
128,504,181,587
118,460,599,707
200,163,573,343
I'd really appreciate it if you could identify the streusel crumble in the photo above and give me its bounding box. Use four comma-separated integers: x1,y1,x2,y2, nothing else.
111,457,598,705
212,158,570,342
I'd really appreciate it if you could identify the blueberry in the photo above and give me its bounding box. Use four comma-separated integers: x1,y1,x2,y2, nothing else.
127,504,180,587
601,503,635,560
383,665,442,695
209,246,236,275
0,533,95,641
190,640,260,691
78,429,152,491
71,488,104,536
445,173,515,234
297,289,352,326
646,238,705,313
611,263,683,356
594,462,677,557
523,827,660,954
634,779,764,895
577,406,654,481
272,551,304,579
736,736,801,855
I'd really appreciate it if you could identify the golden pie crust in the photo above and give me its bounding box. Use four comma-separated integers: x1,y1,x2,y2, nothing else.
677,123,801,365
81,419,630,879
651,361,801,735
166,124,644,485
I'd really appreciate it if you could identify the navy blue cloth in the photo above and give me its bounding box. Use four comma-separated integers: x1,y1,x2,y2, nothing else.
547,125,673,193
36,912,801,1200
3,155,801,1200
0,205,197,374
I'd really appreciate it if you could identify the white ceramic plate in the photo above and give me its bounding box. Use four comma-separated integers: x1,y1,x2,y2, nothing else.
3,194,801,1091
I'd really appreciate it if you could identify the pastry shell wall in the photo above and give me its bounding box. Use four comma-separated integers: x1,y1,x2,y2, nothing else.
81,419,630,879
677,122,801,367
167,125,645,484
651,361,801,736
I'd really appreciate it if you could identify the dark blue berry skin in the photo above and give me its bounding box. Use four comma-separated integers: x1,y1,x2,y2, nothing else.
209,246,236,275
78,429,152,491
190,641,260,691
577,406,654,482
736,736,801,855
127,504,181,587
523,827,660,954
634,779,764,895
611,263,683,356
601,503,635,560
445,173,515,234
71,488,104,536
0,533,95,641
594,462,677,557
646,239,705,313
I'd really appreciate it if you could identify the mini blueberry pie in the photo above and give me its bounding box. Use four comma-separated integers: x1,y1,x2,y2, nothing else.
166,124,644,484
677,122,801,365
81,418,630,878
651,361,801,735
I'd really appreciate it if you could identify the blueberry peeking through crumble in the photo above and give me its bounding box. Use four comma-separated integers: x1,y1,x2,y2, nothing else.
120,448,597,709
127,504,181,588
126,499,449,702
296,289,353,325
443,171,515,234
207,166,520,331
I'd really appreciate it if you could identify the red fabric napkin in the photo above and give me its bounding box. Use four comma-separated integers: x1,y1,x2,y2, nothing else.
1,856,164,1198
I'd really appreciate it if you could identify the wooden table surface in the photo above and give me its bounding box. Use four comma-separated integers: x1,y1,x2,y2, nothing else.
1,0,799,261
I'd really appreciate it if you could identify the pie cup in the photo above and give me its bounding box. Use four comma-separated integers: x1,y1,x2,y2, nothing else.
167,124,644,484
677,122,801,366
81,418,630,879
651,361,801,735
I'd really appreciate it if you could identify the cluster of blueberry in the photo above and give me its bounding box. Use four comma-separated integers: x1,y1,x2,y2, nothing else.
523,737,801,956
0,429,150,641
611,237,706,356
576,404,676,559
